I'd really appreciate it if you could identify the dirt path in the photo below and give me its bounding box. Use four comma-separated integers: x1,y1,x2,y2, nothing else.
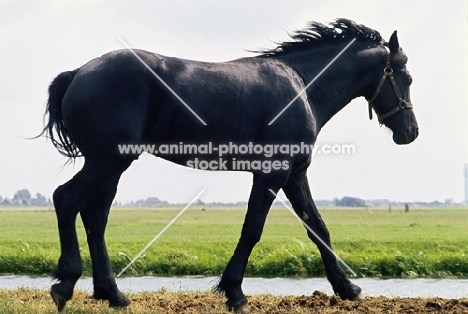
142,291,468,313
2,289,468,313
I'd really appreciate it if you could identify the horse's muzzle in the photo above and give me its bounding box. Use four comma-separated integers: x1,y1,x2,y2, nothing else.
393,127,419,145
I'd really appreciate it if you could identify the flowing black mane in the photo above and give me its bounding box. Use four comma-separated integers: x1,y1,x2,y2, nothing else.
258,18,384,57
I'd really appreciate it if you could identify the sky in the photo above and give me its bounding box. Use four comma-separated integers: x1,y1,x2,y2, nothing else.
0,0,467,204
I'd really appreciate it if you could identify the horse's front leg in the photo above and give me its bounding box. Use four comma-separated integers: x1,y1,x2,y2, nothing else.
215,173,287,313
282,169,363,301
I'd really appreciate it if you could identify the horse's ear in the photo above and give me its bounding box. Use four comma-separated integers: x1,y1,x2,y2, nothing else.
389,31,399,54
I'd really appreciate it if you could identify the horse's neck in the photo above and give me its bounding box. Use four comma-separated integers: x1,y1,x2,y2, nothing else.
278,43,382,129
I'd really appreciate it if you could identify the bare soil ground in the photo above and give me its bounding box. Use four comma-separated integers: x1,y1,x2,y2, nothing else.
3,288,468,313
134,290,468,313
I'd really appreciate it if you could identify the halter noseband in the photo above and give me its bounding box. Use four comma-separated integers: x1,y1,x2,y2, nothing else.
367,46,413,124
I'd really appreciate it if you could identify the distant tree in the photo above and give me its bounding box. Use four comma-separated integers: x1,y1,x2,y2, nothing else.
336,196,366,207
36,193,46,201
14,189,31,200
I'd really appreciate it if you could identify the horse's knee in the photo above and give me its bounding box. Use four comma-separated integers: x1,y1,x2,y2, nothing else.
240,227,263,247
305,213,330,240
311,223,330,241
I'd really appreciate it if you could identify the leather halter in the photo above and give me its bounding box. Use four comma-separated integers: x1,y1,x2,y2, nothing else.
367,46,413,124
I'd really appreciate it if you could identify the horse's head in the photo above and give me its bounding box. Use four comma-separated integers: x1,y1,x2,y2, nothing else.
367,31,418,144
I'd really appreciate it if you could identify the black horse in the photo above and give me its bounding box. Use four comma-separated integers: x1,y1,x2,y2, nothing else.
42,19,418,312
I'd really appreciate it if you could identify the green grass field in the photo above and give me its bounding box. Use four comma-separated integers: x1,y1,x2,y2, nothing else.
1,206,467,278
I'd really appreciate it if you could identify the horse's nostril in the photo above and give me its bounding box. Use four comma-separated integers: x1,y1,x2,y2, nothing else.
406,127,419,142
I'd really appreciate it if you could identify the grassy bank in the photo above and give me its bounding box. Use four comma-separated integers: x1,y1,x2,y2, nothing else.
1,207,467,278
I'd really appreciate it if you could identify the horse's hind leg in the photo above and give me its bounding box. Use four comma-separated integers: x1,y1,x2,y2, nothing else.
79,172,130,307
282,169,362,301
50,158,132,311
50,174,85,311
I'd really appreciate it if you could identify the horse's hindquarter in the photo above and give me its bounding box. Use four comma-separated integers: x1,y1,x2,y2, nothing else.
61,50,158,158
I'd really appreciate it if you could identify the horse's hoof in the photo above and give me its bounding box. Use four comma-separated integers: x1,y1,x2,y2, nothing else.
94,285,131,308
227,298,249,313
355,292,365,303
50,285,69,312
109,294,131,308
337,281,363,301
235,303,249,314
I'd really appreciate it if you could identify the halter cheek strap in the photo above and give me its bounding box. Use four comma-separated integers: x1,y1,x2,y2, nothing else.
367,46,413,124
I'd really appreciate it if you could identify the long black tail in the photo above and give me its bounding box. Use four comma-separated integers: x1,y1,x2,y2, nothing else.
41,70,81,160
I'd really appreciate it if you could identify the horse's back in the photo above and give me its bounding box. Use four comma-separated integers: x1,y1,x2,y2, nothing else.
60,49,316,160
